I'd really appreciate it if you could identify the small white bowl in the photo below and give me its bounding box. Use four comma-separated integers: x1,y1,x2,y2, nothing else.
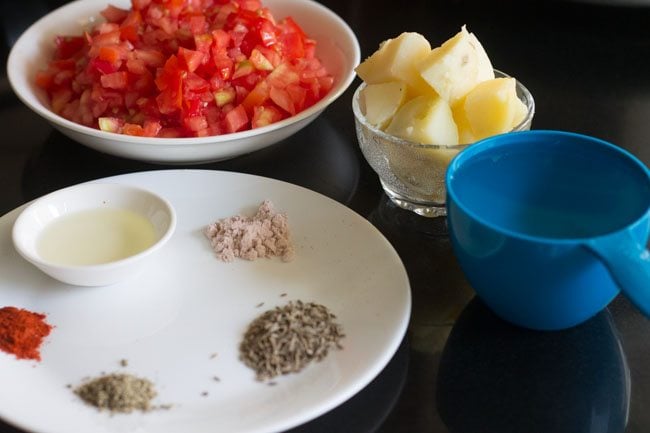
7,0,360,164
12,183,176,286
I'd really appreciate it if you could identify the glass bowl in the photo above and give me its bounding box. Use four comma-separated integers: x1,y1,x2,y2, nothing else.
352,70,535,217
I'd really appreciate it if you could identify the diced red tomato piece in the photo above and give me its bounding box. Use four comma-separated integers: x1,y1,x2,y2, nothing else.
267,63,299,88
143,120,162,136
124,57,144,74
269,86,294,115
122,10,143,27
98,45,124,64
189,15,207,35
35,71,54,89
184,115,209,132
318,75,335,94
212,29,231,50
251,105,283,128
194,33,213,53
280,16,306,38
92,30,121,47
51,88,72,113
131,0,152,10
303,39,317,59
179,47,205,73
90,58,118,74
54,36,86,59
241,80,269,113
100,71,128,89
101,5,129,23
249,49,273,71
122,123,145,136
258,20,278,47
120,25,139,42
286,83,306,111
224,104,248,133
256,47,281,67
135,49,164,67
240,0,262,11
279,32,304,60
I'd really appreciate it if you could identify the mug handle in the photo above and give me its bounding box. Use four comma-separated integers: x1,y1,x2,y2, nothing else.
584,229,650,316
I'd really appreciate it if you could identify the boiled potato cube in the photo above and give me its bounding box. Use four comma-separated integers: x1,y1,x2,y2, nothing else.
468,32,495,84
462,77,520,139
385,94,458,146
360,81,408,129
511,97,529,128
451,99,477,145
416,26,494,105
355,32,434,95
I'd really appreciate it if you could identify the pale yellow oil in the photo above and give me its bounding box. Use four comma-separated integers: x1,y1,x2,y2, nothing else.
37,208,158,266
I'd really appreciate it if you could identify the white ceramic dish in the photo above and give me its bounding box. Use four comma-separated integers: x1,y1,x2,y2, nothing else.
7,0,360,164
12,183,176,286
0,170,411,433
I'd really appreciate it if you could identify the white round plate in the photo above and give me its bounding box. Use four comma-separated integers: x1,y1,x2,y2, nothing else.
0,170,411,433
7,0,360,164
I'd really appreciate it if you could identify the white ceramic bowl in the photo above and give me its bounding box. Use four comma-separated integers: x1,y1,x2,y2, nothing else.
7,0,360,164
12,183,176,286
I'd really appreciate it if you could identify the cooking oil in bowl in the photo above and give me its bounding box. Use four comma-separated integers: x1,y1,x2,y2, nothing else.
37,208,157,266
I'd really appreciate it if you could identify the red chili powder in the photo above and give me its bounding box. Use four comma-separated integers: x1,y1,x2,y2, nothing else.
0,306,53,361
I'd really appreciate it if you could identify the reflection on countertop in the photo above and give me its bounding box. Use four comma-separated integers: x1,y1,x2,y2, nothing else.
437,298,630,433
19,113,361,208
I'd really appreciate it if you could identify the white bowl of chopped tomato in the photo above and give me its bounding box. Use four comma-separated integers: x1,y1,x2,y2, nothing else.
7,0,360,164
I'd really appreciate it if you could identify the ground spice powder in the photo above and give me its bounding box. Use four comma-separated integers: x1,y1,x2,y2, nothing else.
74,373,158,413
205,200,295,263
0,306,53,361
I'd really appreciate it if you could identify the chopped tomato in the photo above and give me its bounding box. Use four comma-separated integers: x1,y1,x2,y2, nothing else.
36,0,334,138
100,5,129,23
241,80,269,113
252,105,283,128
122,123,145,136
269,86,294,115
179,47,206,73
100,71,128,89
54,36,86,59
224,104,248,133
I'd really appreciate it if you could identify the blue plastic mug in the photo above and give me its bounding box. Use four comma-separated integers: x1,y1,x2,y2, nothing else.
446,130,650,330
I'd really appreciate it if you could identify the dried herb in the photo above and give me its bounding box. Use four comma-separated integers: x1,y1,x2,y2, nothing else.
74,373,157,413
239,300,345,381
0,306,52,361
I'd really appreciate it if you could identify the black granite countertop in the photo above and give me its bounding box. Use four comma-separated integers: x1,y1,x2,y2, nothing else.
1,1,649,432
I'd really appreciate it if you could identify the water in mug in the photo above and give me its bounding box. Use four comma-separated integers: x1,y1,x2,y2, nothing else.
452,146,650,239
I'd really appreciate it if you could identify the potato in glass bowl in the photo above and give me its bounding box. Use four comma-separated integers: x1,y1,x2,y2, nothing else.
352,28,535,217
